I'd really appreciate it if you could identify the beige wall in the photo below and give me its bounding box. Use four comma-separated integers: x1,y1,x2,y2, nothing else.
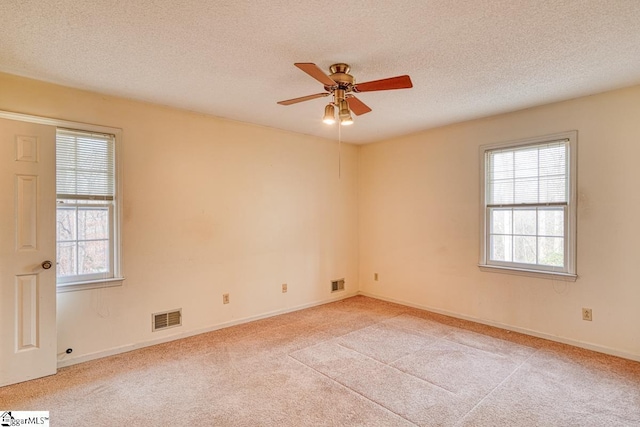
0,73,359,364
359,85,640,359
2,71,639,364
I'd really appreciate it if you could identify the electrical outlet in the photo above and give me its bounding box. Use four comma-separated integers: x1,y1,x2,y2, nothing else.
582,308,592,321
374,273,379,281
223,293,230,304
282,283,287,293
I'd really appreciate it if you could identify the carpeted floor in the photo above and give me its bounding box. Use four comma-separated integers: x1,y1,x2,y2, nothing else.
1,296,639,426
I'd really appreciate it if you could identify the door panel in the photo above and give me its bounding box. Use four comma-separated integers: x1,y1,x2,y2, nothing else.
0,118,57,386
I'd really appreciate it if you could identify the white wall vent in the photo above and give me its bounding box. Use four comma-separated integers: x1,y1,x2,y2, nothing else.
331,279,345,293
152,309,182,332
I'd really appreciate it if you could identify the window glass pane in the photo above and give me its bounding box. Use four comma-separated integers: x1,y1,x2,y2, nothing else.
78,241,109,275
514,148,538,178
490,235,512,262
539,145,565,176
489,180,514,204
514,236,536,264
73,171,111,196
57,242,77,276
539,237,564,267
539,176,566,203
513,209,536,235
56,207,76,241
489,151,513,180
514,177,538,204
539,208,564,237
78,208,109,240
490,209,512,234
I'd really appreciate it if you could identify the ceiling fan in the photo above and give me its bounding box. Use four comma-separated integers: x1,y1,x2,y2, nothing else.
277,63,413,125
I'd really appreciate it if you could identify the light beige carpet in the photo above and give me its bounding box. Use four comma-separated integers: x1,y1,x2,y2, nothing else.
1,296,639,426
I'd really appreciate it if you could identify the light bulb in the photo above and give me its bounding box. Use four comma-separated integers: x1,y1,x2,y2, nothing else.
322,104,336,125
340,115,353,126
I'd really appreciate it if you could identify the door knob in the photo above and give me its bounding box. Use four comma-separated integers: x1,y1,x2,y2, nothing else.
41,260,53,270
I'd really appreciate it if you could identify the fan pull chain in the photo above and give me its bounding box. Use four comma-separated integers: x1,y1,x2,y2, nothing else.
338,120,342,179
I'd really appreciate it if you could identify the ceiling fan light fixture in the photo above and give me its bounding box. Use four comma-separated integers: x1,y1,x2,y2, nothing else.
322,104,336,124
338,99,353,125
340,113,353,126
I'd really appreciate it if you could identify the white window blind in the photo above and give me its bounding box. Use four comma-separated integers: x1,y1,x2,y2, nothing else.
56,129,115,200
487,140,568,206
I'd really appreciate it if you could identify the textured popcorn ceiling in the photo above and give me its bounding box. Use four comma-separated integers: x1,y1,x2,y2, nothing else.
1,1,640,144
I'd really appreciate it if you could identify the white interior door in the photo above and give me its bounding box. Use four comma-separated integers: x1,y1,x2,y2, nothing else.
0,117,57,386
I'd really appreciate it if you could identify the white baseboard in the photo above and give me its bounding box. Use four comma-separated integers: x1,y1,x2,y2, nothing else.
358,291,640,362
57,291,358,368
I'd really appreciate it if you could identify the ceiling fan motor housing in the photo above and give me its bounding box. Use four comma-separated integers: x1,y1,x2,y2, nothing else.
326,63,355,94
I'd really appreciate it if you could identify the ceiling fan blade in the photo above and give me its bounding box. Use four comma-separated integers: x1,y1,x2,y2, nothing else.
345,95,372,116
354,75,413,92
277,92,329,105
294,63,337,87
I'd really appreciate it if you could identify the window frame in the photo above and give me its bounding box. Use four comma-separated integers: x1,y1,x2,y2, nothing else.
55,127,124,293
479,131,577,281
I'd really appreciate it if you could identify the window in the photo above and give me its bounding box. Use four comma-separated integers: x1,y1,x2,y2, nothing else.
479,132,577,280
56,128,122,290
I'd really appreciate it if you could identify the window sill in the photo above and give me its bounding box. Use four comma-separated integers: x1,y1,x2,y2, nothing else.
56,277,125,293
478,265,577,282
